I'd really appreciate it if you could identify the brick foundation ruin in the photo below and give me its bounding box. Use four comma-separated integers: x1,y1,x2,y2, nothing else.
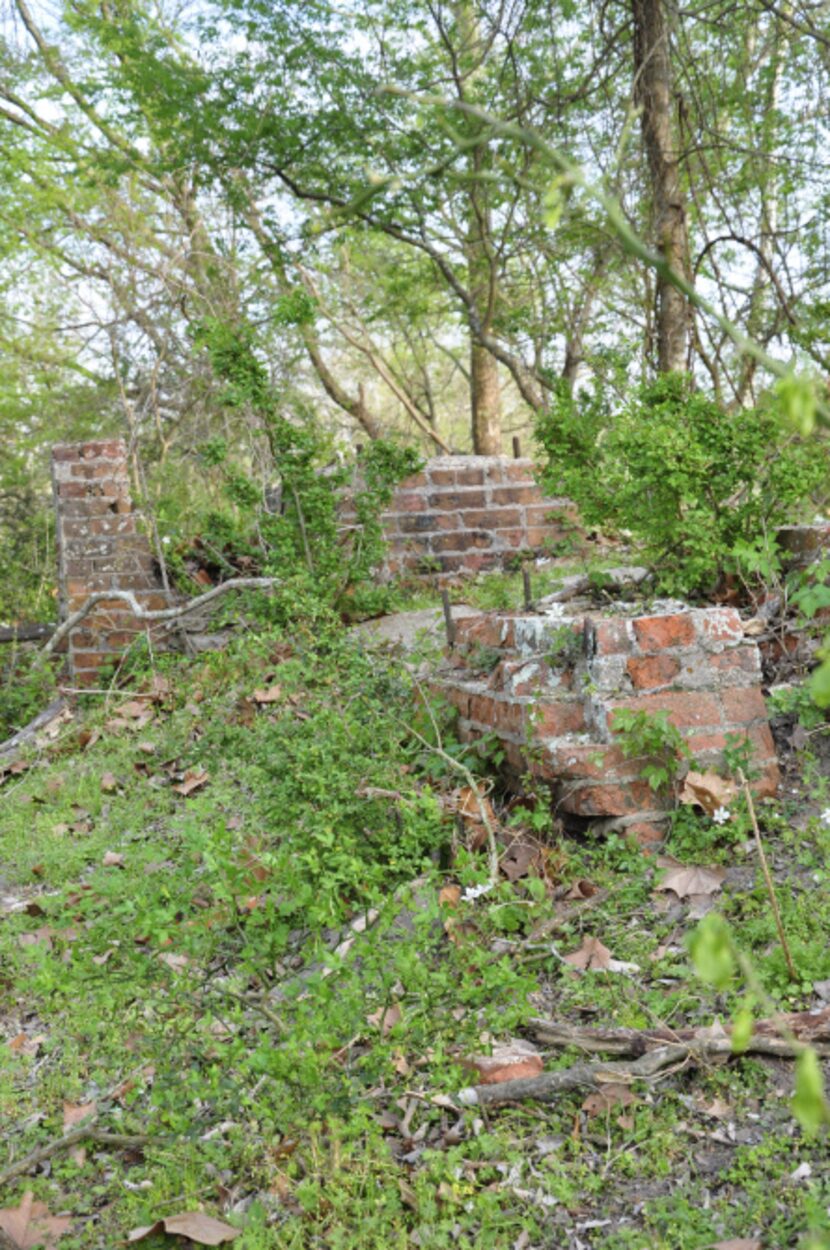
52,440,174,687
436,601,780,834
342,455,576,579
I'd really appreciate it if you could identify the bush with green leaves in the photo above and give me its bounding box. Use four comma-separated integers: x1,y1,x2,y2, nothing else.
535,374,829,595
189,318,422,620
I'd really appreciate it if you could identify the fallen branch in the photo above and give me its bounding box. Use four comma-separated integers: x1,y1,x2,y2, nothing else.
457,1033,830,1106
0,622,55,644
0,1126,153,1188
41,578,281,661
0,699,69,760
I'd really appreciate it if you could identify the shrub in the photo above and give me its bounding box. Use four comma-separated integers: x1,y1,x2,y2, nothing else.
535,374,829,595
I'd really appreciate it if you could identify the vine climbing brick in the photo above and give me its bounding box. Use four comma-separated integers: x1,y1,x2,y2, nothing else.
435,602,780,831
52,440,175,687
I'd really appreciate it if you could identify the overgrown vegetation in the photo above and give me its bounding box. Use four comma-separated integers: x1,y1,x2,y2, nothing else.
535,375,829,596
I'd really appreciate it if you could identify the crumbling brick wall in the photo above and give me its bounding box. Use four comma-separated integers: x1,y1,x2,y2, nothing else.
52,440,174,687
341,455,576,579
437,603,779,830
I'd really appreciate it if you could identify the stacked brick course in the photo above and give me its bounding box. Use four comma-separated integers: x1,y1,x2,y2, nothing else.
342,455,576,579
437,602,779,827
52,440,174,687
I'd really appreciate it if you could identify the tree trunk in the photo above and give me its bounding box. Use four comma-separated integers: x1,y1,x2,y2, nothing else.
632,0,691,374
458,1,502,454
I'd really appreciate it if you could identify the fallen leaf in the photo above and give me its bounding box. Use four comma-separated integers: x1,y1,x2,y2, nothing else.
563,936,613,971
63,1101,96,1131
18,927,54,950
0,1190,72,1248
500,838,540,882
158,952,191,973
466,1039,543,1085
565,879,598,900
710,1241,761,1250
656,855,725,900
697,1095,732,1119
8,1034,46,1057
581,1084,638,1118
100,772,118,793
252,684,282,705
173,768,209,797
128,1211,240,1244
680,771,738,816
102,851,125,868
438,884,461,908
366,1003,402,1036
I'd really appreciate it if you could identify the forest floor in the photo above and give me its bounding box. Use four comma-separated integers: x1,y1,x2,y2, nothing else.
2,561,830,1250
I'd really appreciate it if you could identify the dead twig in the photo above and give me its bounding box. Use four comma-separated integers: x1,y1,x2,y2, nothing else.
40,578,281,663
0,1126,154,1188
737,766,798,982
457,1034,830,1106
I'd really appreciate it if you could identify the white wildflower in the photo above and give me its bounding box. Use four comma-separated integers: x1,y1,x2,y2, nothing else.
821,809,830,826
462,880,495,902
162,535,171,545
712,806,731,825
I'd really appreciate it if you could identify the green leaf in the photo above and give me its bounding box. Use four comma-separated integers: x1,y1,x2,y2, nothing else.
688,913,735,989
810,652,830,709
792,1047,828,1137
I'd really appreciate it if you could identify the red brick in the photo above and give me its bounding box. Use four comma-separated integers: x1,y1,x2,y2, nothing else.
546,742,630,780
439,686,471,718
455,467,486,487
461,507,522,528
633,613,695,650
698,609,743,644
397,471,428,491
78,440,126,459
455,616,509,649
531,700,587,737
721,687,768,724
626,654,680,690
432,531,492,553
429,490,487,510
562,779,659,817
592,619,632,656
469,693,524,736
708,648,759,678
394,491,427,513
52,445,82,463
493,528,527,548
438,552,501,574
685,732,729,757
490,485,539,506
502,460,536,482
627,822,666,852
72,650,111,669
609,691,722,731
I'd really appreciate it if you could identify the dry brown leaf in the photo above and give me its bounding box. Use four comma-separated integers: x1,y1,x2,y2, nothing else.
173,768,209,797
656,855,725,900
466,1039,543,1085
128,1211,240,1244
438,884,461,908
500,838,540,882
0,1190,72,1249
102,851,125,868
366,1004,402,1036
100,772,118,793
18,927,53,950
118,699,151,720
563,936,613,971
581,1084,638,1118
710,1241,762,1250
158,952,190,973
252,684,282,705
680,770,738,816
696,1095,732,1119
63,1101,96,1131
8,1033,46,1057
565,879,598,900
